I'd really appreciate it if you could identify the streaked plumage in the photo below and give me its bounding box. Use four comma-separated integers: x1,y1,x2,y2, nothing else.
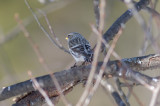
66,32,93,62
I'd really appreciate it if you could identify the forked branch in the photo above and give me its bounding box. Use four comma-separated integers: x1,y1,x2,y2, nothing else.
0,54,160,105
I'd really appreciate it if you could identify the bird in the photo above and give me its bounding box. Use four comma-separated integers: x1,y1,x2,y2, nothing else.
66,32,93,64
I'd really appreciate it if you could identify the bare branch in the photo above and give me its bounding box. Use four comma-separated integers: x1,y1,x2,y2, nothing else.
123,0,160,55
83,26,122,106
93,0,100,29
38,9,66,50
115,78,130,106
24,0,70,54
1,0,159,105
101,79,126,106
102,0,151,51
0,54,160,103
28,71,54,106
12,88,66,106
0,0,75,46
76,0,105,105
149,80,160,106
121,54,160,71
14,13,71,106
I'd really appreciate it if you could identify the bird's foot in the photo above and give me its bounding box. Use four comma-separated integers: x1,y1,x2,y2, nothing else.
71,63,77,68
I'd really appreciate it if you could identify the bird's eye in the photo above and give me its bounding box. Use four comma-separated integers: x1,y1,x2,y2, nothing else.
68,34,72,38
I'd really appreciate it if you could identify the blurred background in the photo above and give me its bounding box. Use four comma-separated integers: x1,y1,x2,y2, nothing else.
0,0,160,105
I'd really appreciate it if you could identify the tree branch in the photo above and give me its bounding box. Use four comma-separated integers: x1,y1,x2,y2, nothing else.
121,54,160,71
0,54,160,105
0,0,75,46
102,0,151,51
24,0,70,54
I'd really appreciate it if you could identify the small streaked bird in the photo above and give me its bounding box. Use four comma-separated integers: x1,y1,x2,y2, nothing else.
66,32,93,63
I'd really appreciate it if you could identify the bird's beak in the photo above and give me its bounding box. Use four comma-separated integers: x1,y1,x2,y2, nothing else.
65,37,68,40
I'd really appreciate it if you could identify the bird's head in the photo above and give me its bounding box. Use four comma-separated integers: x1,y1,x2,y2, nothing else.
66,32,81,41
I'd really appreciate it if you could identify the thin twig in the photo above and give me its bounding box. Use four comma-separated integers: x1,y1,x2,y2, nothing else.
76,0,105,105
76,24,102,106
132,74,156,91
28,71,54,106
149,79,160,106
123,0,160,54
95,20,142,106
15,13,71,106
101,79,126,106
24,0,70,54
93,0,100,29
102,0,151,51
101,37,121,60
142,3,160,54
38,9,64,48
115,78,130,106
83,26,122,106
0,54,160,102
0,0,75,46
